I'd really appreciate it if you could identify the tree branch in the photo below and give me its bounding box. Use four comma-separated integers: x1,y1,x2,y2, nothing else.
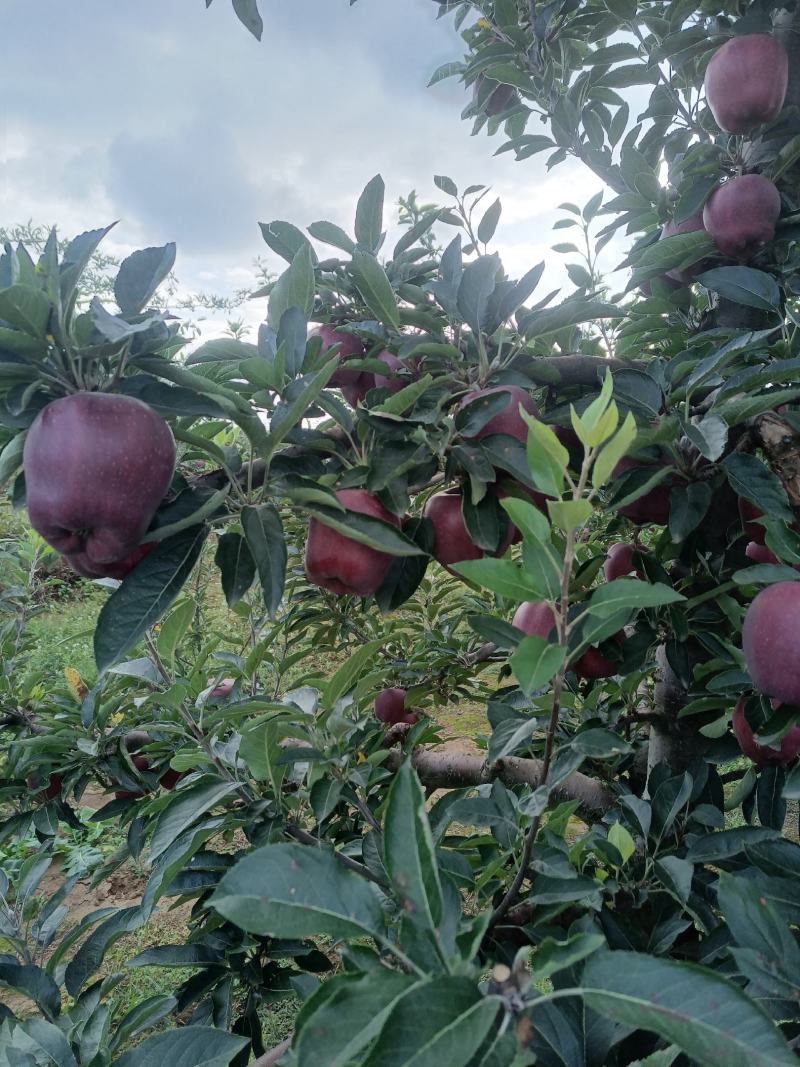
251,1038,292,1067
520,353,639,388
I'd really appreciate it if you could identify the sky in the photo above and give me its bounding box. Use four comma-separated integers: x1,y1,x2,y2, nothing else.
2,0,610,338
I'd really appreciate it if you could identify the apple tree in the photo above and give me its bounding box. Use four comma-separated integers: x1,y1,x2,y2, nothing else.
2,0,800,1064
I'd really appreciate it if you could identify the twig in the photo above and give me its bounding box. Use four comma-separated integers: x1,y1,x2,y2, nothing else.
251,1037,292,1067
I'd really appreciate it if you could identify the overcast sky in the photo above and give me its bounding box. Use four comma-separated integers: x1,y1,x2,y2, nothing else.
2,0,610,336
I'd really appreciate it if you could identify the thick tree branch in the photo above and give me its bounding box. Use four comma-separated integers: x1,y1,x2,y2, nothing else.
752,412,800,508
520,353,639,388
387,747,613,817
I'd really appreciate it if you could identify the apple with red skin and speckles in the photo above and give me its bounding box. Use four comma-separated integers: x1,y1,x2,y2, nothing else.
604,543,645,582
746,541,780,565
23,393,176,570
660,211,709,284
732,697,800,767
512,601,624,680
703,175,781,260
459,386,539,443
375,688,419,726
423,488,515,568
612,455,674,525
743,582,800,705
67,542,154,580
704,34,788,134
311,325,365,387
114,754,151,800
27,772,62,801
305,488,401,597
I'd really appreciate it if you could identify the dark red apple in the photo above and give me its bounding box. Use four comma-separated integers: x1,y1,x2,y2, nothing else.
512,601,623,679
613,455,674,525
311,325,365,387
24,393,176,568
732,697,800,767
459,386,539,443
305,488,401,596
67,541,154,580
159,768,185,790
703,175,781,260
375,687,419,726
742,582,800,704
704,34,788,134
604,542,645,582
114,753,151,800
27,772,62,801
124,730,152,753
739,499,766,544
661,211,708,283
341,373,375,408
373,352,405,394
474,76,518,117
746,541,780,565
423,488,514,568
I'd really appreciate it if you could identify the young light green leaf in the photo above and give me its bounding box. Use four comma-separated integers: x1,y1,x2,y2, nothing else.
511,634,566,695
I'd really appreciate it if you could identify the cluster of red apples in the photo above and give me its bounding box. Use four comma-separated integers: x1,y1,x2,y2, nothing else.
660,33,787,280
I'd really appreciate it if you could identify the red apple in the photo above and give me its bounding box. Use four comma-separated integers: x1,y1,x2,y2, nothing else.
459,386,539,443
474,76,517,117
604,542,645,582
613,455,674,525
114,754,151,800
23,393,176,568
423,488,514,567
704,34,788,134
732,697,800,767
341,373,375,408
209,678,236,699
373,352,406,394
375,687,419,725
312,325,365,388
159,768,185,790
739,499,766,543
512,601,623,680
67,541,155,580
703,175,781,260
27,772,62,801
746,541,780,565
305,488,401,596
661,211,708,283
742,582,800,704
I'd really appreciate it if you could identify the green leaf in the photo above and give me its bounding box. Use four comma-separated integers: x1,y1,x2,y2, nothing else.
548,498,593,532
608,822,636,864
156,599,195,665
572,728,632,758
587,578,684,617
294,971,416,1067
114,244,176,316
0,962,61,1021
115,1025,248,1066
654,855,694,905
322,639,385,710
697,267,781,312
477,198,502,245
211,843,385,940
0,432,25,488
452,558,547,601
0,284,51,337
268,360,337,450
149,778,239,862
384,761,444,931
214,531,256,608
242,504,286,618
362,978,501,1067
724,454,793,523
304,505,423,558
582,951,797,1067
308,220,356,253
521,298,623,338
511,634,566,695
94,526,207,672
355,174,385,251
259,220,316,264
534,932,605,982
457,255,500,335
351,250,399,328
500,497,551,544
593,411,637,487
10,1018,78,1066
524,415,569,498
268,244,315,327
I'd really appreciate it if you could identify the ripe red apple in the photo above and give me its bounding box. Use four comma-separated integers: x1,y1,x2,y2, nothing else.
661,211,708,283
375,687,419,726
373,352,405,394
305,488,401,596
27,772,62,801
341,373,375,408
210,678,236,699
613,455,674,525
742,582,800,704
474,76,517,117
459,386,539,443
67,541,154,580
424,488,514,567
704,34,788,134
739,499,766,543
311,325,365,387
746,541,780,565
159,767,185,790
604,542,645,582
512,601,623,679
124,730,152,753
24,393,176,568
732,697,800,767
114,754,151,800
703,175,781,260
